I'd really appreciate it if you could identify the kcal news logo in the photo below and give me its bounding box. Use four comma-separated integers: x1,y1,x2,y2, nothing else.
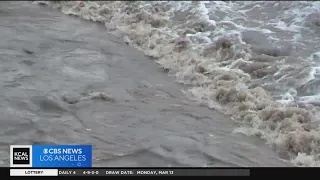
10,145,32,167
10,145,92,168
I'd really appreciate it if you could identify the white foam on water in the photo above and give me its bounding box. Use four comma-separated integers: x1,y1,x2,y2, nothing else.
34,1,320,167
271,20,301,33
276,2,320,34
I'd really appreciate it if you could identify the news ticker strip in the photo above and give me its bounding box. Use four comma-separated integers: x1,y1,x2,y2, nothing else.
10,168,250,176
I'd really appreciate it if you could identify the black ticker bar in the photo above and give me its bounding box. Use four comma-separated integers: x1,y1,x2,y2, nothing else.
57,168,250,176
6,167,320,178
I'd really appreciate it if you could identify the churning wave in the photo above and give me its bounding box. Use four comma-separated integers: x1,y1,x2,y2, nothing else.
33,1,320,167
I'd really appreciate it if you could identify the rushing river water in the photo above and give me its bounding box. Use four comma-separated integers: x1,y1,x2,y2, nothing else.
1,1,319,167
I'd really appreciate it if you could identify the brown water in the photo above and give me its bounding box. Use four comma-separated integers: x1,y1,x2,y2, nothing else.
0,2,291,167
37,1,320,166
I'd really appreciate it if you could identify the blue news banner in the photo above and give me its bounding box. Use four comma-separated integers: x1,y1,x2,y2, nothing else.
32,145,92,167
11,145,92,168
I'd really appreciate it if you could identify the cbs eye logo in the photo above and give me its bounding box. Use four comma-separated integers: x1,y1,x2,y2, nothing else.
10,145,33,167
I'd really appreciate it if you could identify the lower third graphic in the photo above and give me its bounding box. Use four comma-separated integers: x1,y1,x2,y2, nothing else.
32,145,92,168
10,145,92,168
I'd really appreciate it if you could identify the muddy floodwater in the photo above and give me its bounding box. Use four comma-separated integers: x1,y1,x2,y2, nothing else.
3,1,317,167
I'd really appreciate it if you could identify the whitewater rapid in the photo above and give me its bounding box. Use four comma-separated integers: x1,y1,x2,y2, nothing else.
33,1,320,167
